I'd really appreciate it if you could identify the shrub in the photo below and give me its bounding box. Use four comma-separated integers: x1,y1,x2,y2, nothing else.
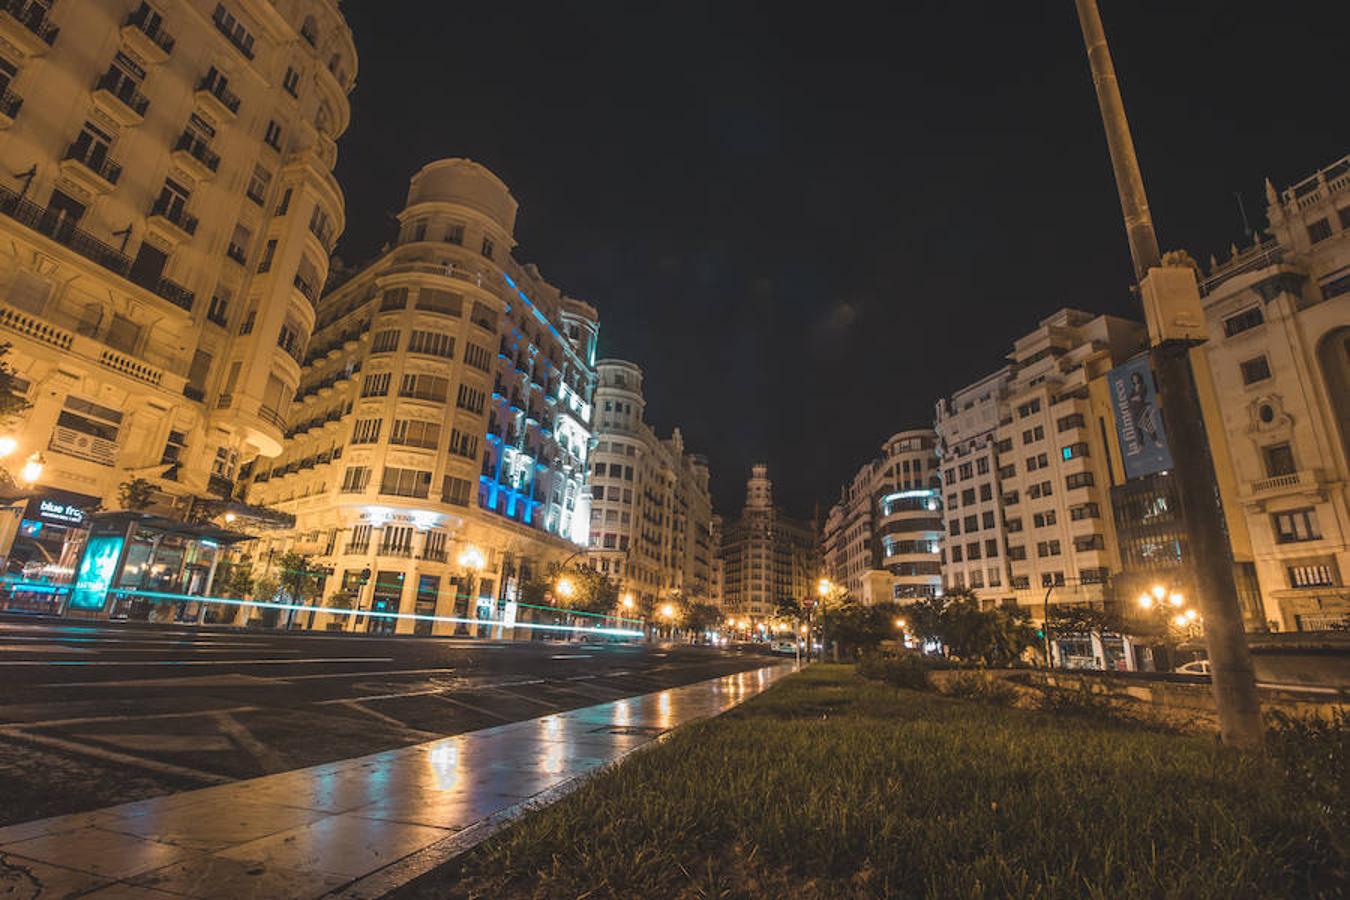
857,652,932,690
944,670,1020,705
1034,678,1116,718
1265,708,1349,848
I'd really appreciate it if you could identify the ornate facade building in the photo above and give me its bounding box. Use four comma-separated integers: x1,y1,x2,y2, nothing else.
721,464,816,621
243,159,599,634
0,0,355,599
1197,154,1350,631
586,359,715,612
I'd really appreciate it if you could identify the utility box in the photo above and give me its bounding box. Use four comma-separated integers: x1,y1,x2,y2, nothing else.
1140,265,1207,345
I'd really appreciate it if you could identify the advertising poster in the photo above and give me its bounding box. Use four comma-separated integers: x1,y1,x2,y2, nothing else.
70,534,125,610
1108,355,1174,480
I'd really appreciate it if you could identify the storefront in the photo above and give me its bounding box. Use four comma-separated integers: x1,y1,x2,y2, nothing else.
0,488,100,615
66,512,250,623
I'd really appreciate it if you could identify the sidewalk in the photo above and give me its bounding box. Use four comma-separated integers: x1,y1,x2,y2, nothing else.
0,662,793,898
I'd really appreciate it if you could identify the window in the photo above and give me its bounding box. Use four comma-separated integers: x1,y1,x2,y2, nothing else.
282,65,300,96
961,488,976,505
481,236,494,259
951,546,963,562
984,539,999,558
995,438,1013,453
1003,490,1020,506
998,464,1016,479
944,468,956,485
416,289,462,316
1026,453,1049,471
100,52,147,112
379,466,432,498
1005,517,1023,533
408,330,454,358
263,120,283,151
1263,443,1296,478
1033,510,1057,528
464,343,492,372
389,419,441,449
212,3,256,57
380,288,408,311
976,457,990,476
442,475,472,506
1307,218,1332,243
1007,545,1026,561
449,428,479,460
245,164,271,206
257,239,276,273
152,177,192,226
1074,534,1105,551
966,542,982,560
1070,503,1100,521
308,205,335,249
361,372,391,397
981,510,995,529
1027,480,1053,499
1066,471,1095,490
1061,442,1089,461
340,465,371,493
351,418,382,444
1223,306,1264,337
456,384,485,414
160,429,187,466
276,188,292,216
1021,425,1044,444
958,462,973,480
1016,400,1041,418
207,292,229,327
444,223,464,245
948,519,961,536
371,330,400,353
1272,508,1320,544
979,484,992,502
399,373,449,403
961,514,977,532
1057,413,1085,432
1240,356,1272,385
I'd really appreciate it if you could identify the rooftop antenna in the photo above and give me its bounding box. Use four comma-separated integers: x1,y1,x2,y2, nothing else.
1234,191,1253,241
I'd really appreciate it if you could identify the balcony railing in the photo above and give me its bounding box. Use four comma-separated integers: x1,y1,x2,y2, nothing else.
206,473,235,499
173,132,221,172
292,274,317,302
1,0,59,46
124,6,174,54
257,406,286,431
0,86,21,118
0,185,131,277
211,5,254,59
149,196,198,236
376,545,414,558
93,70,150,117
63,143,122,186
196,72,240,114
145,275,194,311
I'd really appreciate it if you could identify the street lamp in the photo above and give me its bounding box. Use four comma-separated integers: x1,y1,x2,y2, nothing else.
620,592,635,610
0,436,16,459
19,452,44,484
555,576,576,600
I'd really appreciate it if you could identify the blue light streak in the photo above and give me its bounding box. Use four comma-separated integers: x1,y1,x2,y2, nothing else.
105,589,645,639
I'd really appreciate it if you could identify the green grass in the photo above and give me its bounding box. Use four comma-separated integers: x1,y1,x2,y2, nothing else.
429,665,1346,899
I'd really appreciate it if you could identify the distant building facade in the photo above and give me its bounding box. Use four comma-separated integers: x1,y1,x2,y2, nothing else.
587,359,716,611
721,464,816,620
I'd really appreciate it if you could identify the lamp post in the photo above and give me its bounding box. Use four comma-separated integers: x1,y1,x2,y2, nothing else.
1072,0,1262,748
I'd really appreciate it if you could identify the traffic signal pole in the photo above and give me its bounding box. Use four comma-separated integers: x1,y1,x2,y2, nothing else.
1072,0,1263,749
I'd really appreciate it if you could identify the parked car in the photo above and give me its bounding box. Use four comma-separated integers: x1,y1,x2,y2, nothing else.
771,638,799,656
1174,659,1211,676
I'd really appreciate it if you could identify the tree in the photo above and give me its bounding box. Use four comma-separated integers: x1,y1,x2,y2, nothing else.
211,560,254,599
677,599,722,633
905,589,1037,665
829,600,907,657
521,562,619,616
117,477,157,511
0,343,30,423
276,551,320,606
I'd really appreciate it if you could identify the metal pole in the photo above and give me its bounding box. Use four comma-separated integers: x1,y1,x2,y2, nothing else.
1072,0,1263,749
1042,585,1055,670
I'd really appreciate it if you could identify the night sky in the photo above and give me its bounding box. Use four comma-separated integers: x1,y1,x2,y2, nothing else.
333,1,1347,520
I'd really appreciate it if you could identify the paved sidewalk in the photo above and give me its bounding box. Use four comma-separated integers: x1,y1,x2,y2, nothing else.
0,662,792,898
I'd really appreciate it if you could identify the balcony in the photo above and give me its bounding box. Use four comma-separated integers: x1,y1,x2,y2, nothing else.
292,273,318,305
194,73,240,120
211,4,255,59
0,86,21,126
0,186,135,282
91,71,150,126
171,132,220,180
60,143,122,195
147,196,198,245
1241,469,1324,506
0,0,59,56
121,7,173,63
143,275,194,312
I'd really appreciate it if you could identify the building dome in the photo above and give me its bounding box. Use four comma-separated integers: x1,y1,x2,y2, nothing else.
404,159,518,235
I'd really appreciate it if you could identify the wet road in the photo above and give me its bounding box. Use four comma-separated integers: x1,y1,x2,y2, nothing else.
0,616,772,825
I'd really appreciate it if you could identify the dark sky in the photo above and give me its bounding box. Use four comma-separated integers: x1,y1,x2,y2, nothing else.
333,1,1347,520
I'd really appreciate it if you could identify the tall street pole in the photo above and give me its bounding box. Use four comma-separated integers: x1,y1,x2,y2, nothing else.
1072,0,1263,749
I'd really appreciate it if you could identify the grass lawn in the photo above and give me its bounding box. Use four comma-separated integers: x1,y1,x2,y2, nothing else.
418,665,1345,899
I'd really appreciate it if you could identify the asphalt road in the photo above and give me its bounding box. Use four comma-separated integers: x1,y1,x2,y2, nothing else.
0,616,775,826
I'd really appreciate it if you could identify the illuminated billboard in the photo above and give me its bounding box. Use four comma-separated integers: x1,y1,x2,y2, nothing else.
69,534,125,610
1107,355,1174,480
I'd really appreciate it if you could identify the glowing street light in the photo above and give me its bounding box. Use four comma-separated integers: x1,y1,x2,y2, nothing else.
894,617,907,630
224,512,238,524
555,576,576,599
817,578,832,597
19,452,44,484
1137,593,1153,609
457,546,486,571
1151,584,1167,601
0,436,16,459
659,603,675,620
1168,591,1185,607
620,593,635,610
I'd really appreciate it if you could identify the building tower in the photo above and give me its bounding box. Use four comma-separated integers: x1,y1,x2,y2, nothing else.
244,158,599,634
721,463,816,622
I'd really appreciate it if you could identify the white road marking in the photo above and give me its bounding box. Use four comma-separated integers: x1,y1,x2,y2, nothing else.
0,657,394,667
0,644,96,653
0,705,259,731
46,673,281,689
213,711,290,774
428,693,514,722
1,729,231,784
335,700,440,739
69,731,235,753
550,654,592,659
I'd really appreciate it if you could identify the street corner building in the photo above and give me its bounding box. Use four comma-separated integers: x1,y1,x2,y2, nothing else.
0,0,357,617
721,464,817,625
241,158,603,636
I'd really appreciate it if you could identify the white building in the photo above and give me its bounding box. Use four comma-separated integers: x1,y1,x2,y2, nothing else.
1197,154,1350,631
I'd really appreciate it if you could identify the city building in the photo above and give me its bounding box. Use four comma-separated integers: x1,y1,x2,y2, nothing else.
992,310,1144,616
0,0,356,613
936,372,1015,607
824,430,943,604
721,464,817,621
586,359,716,612
242,158,599,634
1196,153,1350,631
708,513,725,607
